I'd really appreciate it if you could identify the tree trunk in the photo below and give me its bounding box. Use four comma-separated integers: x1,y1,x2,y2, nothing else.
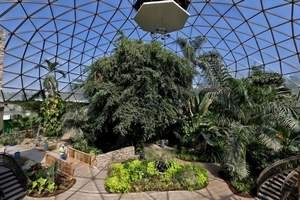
0,30,5,132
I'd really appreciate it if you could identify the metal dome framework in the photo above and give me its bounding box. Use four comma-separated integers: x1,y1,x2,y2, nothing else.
0,0,299,102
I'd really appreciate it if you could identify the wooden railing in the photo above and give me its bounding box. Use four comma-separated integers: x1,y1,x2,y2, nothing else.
257,155,300,198
44,153,74,177
67,146,95,166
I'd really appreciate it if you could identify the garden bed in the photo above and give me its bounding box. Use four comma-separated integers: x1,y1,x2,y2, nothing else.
105,159,208,193
27,173,76,198
26,163,76,198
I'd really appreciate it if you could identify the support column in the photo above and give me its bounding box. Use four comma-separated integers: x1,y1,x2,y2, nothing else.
0,30,5,133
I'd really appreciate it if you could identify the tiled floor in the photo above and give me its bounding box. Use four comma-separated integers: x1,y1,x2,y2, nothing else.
3,145,254,200
25,162,254,200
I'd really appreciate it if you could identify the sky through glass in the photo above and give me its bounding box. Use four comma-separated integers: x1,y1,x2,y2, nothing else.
0,0,299,101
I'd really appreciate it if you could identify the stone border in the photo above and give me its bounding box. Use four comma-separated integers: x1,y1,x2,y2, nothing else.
95,146,137,169
67,146,137,169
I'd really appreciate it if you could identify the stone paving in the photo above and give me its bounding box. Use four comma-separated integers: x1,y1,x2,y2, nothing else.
1,145,254,200
24,162,254,200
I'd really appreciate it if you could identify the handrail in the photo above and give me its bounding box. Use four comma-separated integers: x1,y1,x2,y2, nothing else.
0,153,28,190
257,155,300,188
281,167,299,199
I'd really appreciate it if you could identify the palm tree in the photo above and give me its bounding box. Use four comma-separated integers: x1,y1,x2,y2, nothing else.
178,36,299,180
35,59,66,98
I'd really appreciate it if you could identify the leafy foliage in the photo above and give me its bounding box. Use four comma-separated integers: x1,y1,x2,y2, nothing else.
11,114,39,131
0,132,19,145
84,38,194,150
28,177,57,195
40,95,65,137
177,37,300,193
105,159,208,193
27,163,59,195
71,134,101,155
35,59,65,98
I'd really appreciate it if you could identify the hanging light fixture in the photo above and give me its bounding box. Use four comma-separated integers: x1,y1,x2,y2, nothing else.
133,0,190,34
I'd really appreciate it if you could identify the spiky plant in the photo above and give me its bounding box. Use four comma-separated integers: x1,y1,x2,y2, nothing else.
35,59,66,97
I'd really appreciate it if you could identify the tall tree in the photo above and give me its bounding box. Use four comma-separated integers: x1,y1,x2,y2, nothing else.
84,38,194,151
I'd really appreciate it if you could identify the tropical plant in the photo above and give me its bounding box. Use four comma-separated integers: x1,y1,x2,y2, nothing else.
84,38,194,150
27,162,59,195
40,95,65,137
35,59,65,98
28,177,57,195
177,36,299,189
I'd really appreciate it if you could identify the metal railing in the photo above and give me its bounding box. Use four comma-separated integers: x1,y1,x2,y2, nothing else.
257,155,300,192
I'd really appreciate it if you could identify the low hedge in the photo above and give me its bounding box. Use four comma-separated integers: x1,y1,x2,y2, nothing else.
105,159,208,193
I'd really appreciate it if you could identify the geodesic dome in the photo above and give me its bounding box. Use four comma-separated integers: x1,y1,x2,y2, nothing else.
0,0,299,102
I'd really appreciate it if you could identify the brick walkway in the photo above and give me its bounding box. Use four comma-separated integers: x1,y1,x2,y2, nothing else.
25,162,254,200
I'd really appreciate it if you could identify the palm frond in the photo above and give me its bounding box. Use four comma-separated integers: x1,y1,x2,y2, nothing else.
56,69,66,78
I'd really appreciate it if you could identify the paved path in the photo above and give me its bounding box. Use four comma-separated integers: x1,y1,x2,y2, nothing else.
1,145,254,200
25,162,254,200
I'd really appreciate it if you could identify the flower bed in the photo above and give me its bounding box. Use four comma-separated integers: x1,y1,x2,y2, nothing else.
105,159,208,193
26,163,75,198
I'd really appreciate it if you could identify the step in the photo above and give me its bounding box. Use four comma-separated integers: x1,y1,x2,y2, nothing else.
1,179,19,190
258,187,281,200
0,168,11,176
0,175,15,185
4,186,26,200
5,191,26,200
257,192,279,200
264,178,281,190
3,182,23,194
0,171,14,179
261,184,281,197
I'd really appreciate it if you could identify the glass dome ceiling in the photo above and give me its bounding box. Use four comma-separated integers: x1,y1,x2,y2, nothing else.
0,0,299,101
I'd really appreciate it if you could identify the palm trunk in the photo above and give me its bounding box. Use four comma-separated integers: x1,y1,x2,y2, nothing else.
0,30,5,132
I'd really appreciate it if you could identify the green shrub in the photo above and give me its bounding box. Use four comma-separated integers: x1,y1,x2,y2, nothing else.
146,161,159,176
163,160,183,181
105,163,131,192
11,114,39,131
0,133,20,145
71,135,101,155
175,165,208,190
27,163,59,195
105,159,208,193
125,160,144,182
28,177,57,195
231,178,254,194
